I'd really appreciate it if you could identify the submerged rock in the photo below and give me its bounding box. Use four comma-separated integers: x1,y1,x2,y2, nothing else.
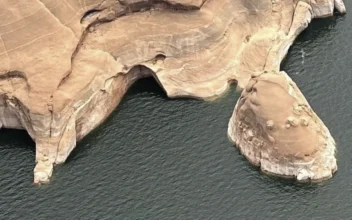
0,0,345,184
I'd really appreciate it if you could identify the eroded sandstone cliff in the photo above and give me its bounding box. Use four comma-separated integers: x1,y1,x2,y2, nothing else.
0,0,346,184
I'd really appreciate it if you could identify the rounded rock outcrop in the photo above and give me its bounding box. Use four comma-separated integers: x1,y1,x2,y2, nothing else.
228,72,337,182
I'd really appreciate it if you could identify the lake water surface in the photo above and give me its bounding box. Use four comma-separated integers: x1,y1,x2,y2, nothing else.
0,4,351,219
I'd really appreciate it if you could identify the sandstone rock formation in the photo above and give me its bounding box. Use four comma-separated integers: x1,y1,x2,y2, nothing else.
0,0,346,184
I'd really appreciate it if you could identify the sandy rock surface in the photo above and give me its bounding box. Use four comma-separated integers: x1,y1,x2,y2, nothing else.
0,0,346,184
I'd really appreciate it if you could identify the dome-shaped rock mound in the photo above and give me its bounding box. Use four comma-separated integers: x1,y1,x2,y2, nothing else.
228,72,337,182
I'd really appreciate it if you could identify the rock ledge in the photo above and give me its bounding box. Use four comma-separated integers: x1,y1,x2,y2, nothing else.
0,0,346,184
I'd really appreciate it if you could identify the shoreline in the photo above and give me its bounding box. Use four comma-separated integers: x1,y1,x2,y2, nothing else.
0,0,346,184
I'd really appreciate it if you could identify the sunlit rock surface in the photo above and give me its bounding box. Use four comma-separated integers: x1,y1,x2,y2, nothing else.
228,72,337,182
0,0,345,184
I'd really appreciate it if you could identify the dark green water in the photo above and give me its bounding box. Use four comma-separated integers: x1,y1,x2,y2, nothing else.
1,6,352,220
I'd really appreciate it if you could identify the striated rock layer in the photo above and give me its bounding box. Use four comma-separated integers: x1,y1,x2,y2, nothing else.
0,0,346,184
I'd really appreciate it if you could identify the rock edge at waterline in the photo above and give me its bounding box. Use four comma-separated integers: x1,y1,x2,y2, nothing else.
0,0,346,184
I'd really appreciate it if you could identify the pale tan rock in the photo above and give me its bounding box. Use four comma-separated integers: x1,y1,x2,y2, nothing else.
0,0,345,184
228,72,337,182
